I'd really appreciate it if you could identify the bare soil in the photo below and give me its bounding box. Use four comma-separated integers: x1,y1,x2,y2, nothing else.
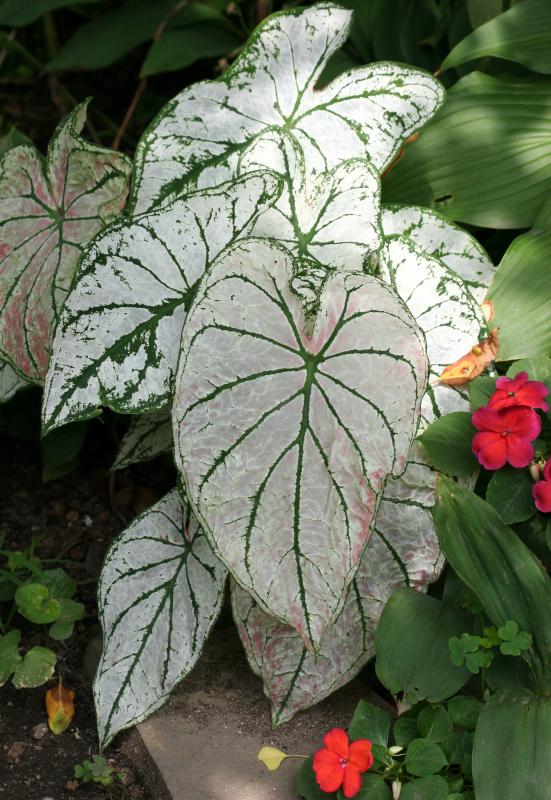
0,413,174,800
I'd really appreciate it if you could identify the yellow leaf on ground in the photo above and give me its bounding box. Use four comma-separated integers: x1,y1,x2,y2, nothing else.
257,746,288,771
46,680,75,734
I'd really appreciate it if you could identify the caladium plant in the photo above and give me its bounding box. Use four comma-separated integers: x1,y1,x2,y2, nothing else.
0,101,131,383
36,2,497,748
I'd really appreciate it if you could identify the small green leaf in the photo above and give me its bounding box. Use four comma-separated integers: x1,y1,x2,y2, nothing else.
486,468,536,525
469,375,497,410
15,583,61,624
442,730,474,766
12,646,56,688
0,629,23,685
498,621,533,656
349,700,391,747
48,598,85,640
39,568,76,600
140,23,242,77
400,775,449,800
447,696,482,730
405,739,448,777
394,715,424,747
418,412,478,478
416,705,453,742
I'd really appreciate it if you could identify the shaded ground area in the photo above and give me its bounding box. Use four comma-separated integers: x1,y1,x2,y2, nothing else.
0,419,173,800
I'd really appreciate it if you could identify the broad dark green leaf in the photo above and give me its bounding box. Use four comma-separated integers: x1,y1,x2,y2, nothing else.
47,0,190,71
41,421,87,482
506,358,551,384
486,467,536,524
443,0,551,75
418,412,478,478
375,588,472,702
442,729,474,767
140,22,242,77
467,0,503,29
489,228,551,360
473,689,551,800
384,73,551,229
400,775,449,800
405,739,448,777
434,476,551,692
348,700,391,746
0,0,98,26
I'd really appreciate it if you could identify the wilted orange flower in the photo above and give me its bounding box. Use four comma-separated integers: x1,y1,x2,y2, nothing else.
45,680,75,734
437,328,499,387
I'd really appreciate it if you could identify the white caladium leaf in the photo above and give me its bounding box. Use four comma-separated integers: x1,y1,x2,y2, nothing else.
381,205,495,304
112,411,173,471
131,2,444,213
0,360,30,404
377,207,489,422
42,171,282,433
241,131,382,271
174,238,428,650
233,453,440,724
0,100,131,382
94,489,227,750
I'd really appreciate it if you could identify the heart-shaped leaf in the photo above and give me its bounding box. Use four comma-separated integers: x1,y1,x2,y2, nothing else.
0,100,131,382
112,411,173,471
11,646,57,689
15,583,61,624
42,171,281,431
175,238,427,649
94,489,227,749
0,630,23,686
131,2,444,212
231,452,441,725
242,132,383,271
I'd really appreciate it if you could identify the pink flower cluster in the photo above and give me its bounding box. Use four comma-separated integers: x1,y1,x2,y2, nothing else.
471,372,551,512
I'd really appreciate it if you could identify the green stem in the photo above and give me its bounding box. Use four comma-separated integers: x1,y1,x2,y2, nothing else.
42,12,59,61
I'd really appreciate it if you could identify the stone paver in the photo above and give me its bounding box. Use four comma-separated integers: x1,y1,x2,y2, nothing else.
138,626,385,800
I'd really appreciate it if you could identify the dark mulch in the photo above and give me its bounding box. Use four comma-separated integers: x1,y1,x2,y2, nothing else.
0,409,174,800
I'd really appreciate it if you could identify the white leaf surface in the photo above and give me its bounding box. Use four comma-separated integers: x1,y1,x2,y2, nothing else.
94,489,227,749
174,238,428,650
0,100,131,382
132,2,444,212
233,451,440,724
42,171,282,432
242,131,382,271
112,411,173,471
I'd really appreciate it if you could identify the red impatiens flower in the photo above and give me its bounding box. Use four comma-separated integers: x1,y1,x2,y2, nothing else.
533,459,551,513
313,728,373,798
488,372,549,412
472,406,541,470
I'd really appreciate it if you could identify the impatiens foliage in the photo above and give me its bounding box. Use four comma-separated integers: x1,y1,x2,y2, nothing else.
0,101,131,382
31,1,502,748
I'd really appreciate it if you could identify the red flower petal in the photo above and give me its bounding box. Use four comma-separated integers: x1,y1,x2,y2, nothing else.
472,406,504,433
342,765,362,798
533,480,551,513
501,407,541,440
349,740,374,772
544,459,551,483
506,436,535,469
323,728,349,758
313,749,343,793
490,373,549,412
472,431,506,470
495,372,528,391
